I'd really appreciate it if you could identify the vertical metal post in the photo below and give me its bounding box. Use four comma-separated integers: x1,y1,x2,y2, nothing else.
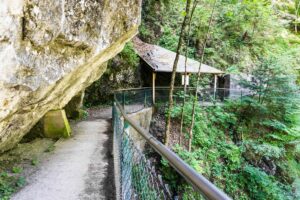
112,95,115,121
122,91,125,109
152,72,156,105
112,102,121,200
241,90,243,102
144,89,147,108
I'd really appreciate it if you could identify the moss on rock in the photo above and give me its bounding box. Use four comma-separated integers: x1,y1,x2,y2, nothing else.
43,110,71,139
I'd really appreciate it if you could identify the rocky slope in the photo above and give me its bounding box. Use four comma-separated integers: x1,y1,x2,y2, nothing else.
0,0,141,152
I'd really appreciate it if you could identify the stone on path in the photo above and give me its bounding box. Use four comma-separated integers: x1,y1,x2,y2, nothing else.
43,110,71,139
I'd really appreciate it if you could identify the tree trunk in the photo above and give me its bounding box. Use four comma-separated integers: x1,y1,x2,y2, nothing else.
188,0,218,152
296,1,300,33
180,0,199,146
165,0,192,146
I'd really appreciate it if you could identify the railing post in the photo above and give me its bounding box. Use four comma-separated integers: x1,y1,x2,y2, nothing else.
240,90,243,102
152,72,156,105
112,96,115,121
122,91,125,109
144,89,147,108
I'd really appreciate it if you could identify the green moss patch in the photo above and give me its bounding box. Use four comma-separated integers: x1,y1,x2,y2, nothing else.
43,110,71,139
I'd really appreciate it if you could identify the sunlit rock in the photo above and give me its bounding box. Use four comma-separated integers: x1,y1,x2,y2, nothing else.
0,0,141,152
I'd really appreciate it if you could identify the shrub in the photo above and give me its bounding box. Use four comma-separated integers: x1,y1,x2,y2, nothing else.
242,165,293,200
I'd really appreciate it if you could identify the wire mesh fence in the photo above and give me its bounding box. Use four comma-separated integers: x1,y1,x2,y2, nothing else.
113,87,235,200
114,87,247,115
113,101,172,200
155,87,248,104
114,88,153,114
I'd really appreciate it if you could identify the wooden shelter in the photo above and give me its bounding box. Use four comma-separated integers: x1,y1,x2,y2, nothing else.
132,37,224,103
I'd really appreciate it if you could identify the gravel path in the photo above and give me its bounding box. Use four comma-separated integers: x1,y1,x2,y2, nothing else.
12,119,115,200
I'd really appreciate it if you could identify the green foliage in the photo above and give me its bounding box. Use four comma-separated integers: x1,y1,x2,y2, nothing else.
163,92,299,199
240,57,299,122
158,26,180,52
12,167,22,174
45,143,55,153
261,119,289,133
119,42,140,67
243,140,285,161
31,158,39,166
16,177,26,188
160,158,182,190
84,42,140,106
0,172,26,200
153,29,299,200
242,165,293,200
141,0,300,72
141,0,300,199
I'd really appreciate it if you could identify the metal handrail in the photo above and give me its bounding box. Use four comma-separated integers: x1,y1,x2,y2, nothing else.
115,101,232,200
114,87,250,93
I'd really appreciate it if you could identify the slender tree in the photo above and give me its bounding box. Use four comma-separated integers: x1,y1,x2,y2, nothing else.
295,0,300,33
165,0,192,146
188,0,218,152
179,0,199,146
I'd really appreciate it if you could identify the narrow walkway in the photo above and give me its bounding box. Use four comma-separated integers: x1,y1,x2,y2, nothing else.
12,119,114,200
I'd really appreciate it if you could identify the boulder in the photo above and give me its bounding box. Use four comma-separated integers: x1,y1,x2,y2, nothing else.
0,0,142,152
43,110,71,139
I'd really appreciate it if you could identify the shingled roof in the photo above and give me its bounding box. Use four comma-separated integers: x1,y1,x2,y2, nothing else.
132,37,224,74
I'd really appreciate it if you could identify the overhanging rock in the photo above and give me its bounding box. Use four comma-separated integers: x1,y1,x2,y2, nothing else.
0,0,142,152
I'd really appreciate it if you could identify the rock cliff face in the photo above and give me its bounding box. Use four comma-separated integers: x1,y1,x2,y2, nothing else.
0,0,141,152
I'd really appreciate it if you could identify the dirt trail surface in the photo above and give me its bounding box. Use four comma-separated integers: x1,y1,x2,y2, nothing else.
12,119,115,200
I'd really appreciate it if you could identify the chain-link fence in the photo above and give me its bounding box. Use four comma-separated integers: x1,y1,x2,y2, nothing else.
114,88,153,114
113,88,232,200
114,87,247,114
113,101,172,200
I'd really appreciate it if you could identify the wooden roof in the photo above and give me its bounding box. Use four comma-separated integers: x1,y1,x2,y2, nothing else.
132,37,224,74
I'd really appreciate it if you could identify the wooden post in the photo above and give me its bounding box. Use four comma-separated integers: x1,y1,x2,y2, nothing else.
214,74,217,100
152,72,156,104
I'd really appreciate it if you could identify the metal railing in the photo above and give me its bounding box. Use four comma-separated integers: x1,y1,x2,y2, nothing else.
113,87,233,200
154,87,250,103
113,101,172,200
114,87,249,114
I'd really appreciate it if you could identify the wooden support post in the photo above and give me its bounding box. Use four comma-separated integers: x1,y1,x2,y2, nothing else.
152,72,156,105
214,74,218,100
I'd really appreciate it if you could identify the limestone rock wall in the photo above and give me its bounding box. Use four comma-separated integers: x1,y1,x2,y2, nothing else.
0,0,141,152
